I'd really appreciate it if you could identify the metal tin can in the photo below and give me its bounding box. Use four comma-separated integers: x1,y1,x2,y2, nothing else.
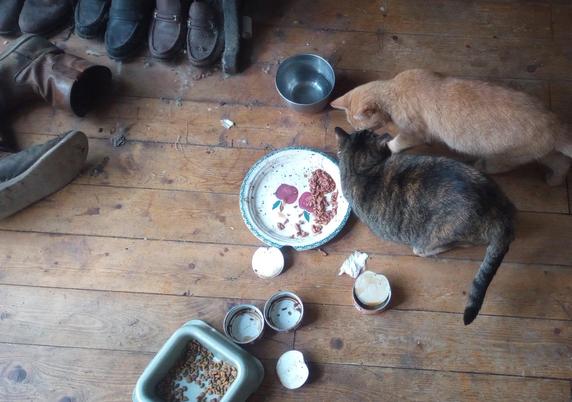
263,291,304,332
352,272,392,315
223,304,265,345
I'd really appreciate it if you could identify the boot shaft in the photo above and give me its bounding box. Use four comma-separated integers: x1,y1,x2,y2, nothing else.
0,35,111,117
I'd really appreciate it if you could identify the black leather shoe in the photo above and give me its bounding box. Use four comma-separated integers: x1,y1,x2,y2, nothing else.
75,0,111,39
105,0,154,60
19,0,75,36
0,0,25,35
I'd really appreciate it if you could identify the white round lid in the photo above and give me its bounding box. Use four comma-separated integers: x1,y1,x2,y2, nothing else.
252,247,284,279
276,350,309,389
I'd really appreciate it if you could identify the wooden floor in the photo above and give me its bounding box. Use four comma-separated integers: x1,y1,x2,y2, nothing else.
1,0,572,401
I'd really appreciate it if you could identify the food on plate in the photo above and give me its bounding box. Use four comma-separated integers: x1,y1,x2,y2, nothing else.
307,169,338,226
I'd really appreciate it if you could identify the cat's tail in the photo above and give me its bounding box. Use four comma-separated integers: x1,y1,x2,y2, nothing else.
463,224,514,325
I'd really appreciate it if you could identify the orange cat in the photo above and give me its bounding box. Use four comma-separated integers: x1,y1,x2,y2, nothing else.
331,69,572,185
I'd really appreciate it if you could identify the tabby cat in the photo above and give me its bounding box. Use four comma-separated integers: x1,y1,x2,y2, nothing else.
336,127,516,324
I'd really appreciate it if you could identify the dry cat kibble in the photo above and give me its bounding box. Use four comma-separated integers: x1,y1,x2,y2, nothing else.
156,340,237,402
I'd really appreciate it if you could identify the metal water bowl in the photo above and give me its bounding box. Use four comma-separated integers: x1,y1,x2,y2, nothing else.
275,54,335,114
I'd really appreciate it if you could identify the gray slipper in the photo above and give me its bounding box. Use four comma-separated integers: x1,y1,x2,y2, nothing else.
0,130,88,220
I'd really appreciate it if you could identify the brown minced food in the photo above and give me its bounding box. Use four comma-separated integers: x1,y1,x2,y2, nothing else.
308,169,338,226
156,340,237,402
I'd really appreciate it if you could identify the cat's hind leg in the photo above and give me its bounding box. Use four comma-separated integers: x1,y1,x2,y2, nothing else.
413,242,456,257
387,133,425,153
539,151,571,186
413,241,475,257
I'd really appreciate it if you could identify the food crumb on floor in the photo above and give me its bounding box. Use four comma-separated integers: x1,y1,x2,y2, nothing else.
221,119,235,129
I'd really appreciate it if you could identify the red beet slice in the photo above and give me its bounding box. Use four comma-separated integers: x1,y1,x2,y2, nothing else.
298,192,314,212
275,184,299,204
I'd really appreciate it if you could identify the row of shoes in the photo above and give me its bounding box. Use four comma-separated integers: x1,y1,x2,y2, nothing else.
0,0,225,65
77,0,224,65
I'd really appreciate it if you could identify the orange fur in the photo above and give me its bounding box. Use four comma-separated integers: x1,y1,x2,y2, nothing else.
331,69,572,185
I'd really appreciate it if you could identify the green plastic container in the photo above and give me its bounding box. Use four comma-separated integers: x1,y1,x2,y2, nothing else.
132,320,264,402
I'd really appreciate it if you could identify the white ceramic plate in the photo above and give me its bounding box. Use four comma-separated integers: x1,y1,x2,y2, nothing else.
240,147,351,251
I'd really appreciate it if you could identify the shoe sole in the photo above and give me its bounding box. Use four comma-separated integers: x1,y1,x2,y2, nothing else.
0,131,88,220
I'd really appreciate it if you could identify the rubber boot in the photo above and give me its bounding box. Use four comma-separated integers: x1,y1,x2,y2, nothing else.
0,131,88,220
0,34,112,117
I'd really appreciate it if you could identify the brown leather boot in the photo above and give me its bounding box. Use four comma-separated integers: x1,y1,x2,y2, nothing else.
0,34,112,117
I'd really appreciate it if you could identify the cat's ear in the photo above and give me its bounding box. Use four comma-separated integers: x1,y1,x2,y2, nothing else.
353,101,378,121
330,95,349,110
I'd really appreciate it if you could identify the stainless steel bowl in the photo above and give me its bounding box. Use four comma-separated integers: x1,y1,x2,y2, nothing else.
275,54,335,114
263,290,304,332
223,304,265,345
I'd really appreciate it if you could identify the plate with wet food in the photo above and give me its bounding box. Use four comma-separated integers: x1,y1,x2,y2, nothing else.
240,147,351,251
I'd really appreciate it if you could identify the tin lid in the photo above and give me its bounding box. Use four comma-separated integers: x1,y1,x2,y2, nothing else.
252,247,285,279
276,350,309,389
263,291,304,332
354,271,390,307
224,304,265,344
